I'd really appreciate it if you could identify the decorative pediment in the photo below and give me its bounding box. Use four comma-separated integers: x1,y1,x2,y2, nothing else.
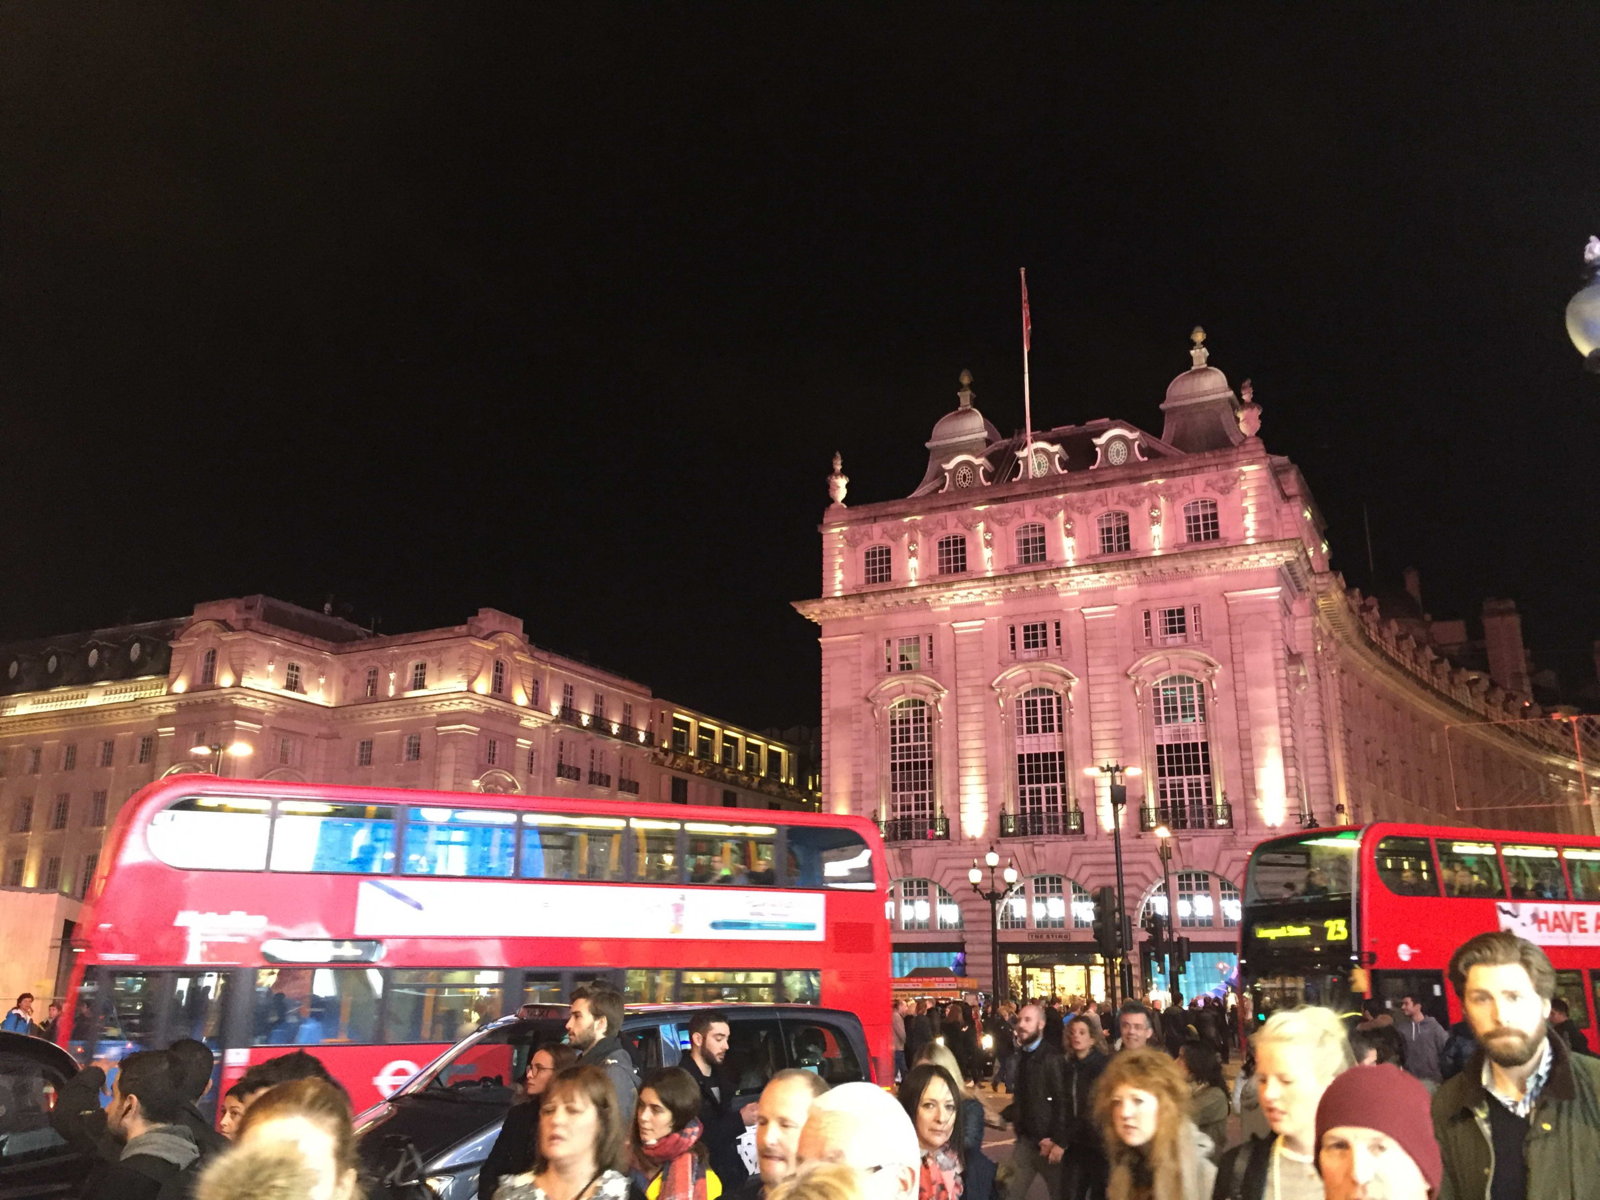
939,453,993,494
1089,426,1148,469
1015,440,1066,480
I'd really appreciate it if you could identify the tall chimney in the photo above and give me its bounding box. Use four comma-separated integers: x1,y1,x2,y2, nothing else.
1481,598,1532,699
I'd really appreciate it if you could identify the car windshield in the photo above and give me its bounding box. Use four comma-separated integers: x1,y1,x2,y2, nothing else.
399,1018,566,1102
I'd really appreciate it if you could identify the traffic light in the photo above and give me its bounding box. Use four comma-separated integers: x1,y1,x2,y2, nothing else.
1093,885,1123,958
1170,934,1192,977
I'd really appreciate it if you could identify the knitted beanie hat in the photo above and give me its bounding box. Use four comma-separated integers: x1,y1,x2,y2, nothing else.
1314,1064,1443,1189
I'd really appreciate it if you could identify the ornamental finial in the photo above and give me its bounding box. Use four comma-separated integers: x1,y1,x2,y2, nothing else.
957,369,975,408
1189,326,1209,369
827,452,849,506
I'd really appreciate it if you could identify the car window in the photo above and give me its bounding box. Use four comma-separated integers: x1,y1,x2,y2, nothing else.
720,1018,783,1096
0,1048,73,1165
781,1016,865,1086
621,1024,665,1072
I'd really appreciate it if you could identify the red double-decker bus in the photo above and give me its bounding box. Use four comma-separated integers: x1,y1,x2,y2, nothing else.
1240,822,1600,1034
61,776,893,1111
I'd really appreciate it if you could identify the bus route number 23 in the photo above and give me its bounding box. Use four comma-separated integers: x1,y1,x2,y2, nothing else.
1322,918,1349,942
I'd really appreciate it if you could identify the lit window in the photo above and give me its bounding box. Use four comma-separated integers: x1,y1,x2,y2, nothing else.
1097,511,1131,555
199,648,217,686
357,739,374,768
888,699,933,823
894,878,962,931
410,662,428,691
863,545,892,585
365,666,380,698
1031,875,1066,929
1152,675,1214,829
404,733,422,762
491,660,507,696
1016,523,1047,565
284,662,304,693
936,534,967,575
1183,499,1220,543
1016,688,1067,828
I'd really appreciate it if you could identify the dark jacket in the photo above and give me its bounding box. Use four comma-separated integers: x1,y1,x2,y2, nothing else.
153,1105,227,1200
1188,1085,1230,1164
907,1011,933,1066
1431,1031,1600,1200
1558,1021,1594,1057
480,1101,541,1200
50,1063,120,1162
962,1145,998,1200
82,1123,200,1200
1061,1048,1108,1149
680,1053,752,1188
1006,1037,1068,1143
1440,1019,1477,1081
580,1034,639,1127
1211,1133,1274,1200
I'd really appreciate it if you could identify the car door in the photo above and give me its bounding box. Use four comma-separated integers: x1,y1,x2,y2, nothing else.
0,1034,90,1199
778,1012,869,1087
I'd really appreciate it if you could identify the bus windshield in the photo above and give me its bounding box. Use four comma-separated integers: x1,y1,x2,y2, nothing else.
1245,831,1359,904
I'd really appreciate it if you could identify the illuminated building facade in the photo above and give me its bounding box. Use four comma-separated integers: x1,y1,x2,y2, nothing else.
797,332,1594,1002
0,596,811,1000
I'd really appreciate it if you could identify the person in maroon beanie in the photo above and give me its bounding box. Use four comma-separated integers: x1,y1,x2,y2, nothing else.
1314,1064,1442,1200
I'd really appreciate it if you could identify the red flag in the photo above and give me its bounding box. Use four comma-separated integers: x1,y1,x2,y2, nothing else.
1020,268,1032,353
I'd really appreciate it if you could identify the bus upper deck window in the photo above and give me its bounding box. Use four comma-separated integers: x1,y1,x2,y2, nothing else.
685,822,776,885
787,827,875,890
1564,849,1600,901
148,795,271,870
631,819,682,883
404,808,517,878
1503,845,1567,900
1374,836,1438,897
1437,841,1504,898
521,815,623,880
271,802,397,873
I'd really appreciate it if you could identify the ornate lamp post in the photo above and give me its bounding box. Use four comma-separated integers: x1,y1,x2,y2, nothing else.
1086,762,1141,1001
969,846,1018,1005
189,739,253,777
1154,823,1179,998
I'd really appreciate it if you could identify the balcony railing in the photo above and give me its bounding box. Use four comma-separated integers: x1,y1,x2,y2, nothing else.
878,815,950,843
1000,809,1085,837
618,778,641,795
588,770,612,787
555,762,582,781
1139,802,1233,832
557,705,583,726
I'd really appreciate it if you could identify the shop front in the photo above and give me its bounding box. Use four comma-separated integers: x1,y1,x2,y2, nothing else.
1003,932,1109,1004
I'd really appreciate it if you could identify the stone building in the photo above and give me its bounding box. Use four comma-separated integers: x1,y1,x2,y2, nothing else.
0,596,812,1000
796,331,1594,1003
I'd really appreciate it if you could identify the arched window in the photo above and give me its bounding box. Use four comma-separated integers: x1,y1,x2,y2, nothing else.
892,878,962,931
1151,675,1215,828
1183,499,1220,543
199,648,217,687
410,661,428,691
1139,871,1242,929
491,659,507,696
936,534,968,575
863,545,892,585
888,699,933,824
1015,688,1068,831
1015,522,1047,566
1000,874,1093,930
1097,510,1131,555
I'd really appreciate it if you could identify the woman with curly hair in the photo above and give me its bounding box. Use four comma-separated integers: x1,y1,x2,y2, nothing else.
1092,1048,1216,1200
632,1067,722,1200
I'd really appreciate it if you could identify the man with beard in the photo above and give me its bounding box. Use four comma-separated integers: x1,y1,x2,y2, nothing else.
564,983,638,1125
1000,1001,1066,1200
1431,932,1600,1199
680,1010,756,1187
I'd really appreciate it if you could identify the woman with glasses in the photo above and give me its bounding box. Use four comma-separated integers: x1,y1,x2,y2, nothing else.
481,1042,580,1200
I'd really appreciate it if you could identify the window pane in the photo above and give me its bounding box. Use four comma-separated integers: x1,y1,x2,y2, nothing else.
685,823,776,884
625,968,677,1004
678,969,780,1004
1566,848,1600,901
384,970,504,1043
631,819,682,882
784,1016,865,1087
403,808,517,877
1555,969,1590,1031
713,1017,784,1093
271,803,397,873
1374,836,1439,897
0,1044,73,1164
787,826,874,890
254,967,382,1045
1502,845,1566,899
520,815,624,880
1437,840,1503,897
147,796,271,870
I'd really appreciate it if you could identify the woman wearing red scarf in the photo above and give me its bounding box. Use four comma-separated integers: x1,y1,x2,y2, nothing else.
632,1067,724,1200
899,1063,996,1200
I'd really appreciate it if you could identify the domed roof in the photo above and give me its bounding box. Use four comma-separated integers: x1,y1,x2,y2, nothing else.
928,404,990,447
1164,328,1234,406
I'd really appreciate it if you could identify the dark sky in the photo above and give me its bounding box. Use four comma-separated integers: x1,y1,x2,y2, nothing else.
5,3,1598,728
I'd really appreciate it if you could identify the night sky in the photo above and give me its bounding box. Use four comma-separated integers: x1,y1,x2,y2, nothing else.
5,3,1598,729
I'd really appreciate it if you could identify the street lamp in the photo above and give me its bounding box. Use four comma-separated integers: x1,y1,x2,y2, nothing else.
190,740,253,777
1154,823,1179,1000
1086,762,1142,1001
969,846,1019,1006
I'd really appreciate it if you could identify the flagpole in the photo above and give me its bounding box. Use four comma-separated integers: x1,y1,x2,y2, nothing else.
1020,268,1034,450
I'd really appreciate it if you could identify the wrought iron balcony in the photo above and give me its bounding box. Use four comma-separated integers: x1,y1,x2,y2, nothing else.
1000,809,1085,837
588,770,612,787
1139,802,1233,832
618,778,641,795
555,762,582,781
557,705,583,726
878,815,950,843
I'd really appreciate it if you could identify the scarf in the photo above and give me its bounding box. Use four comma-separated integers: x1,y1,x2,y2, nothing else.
918,1145,963,1200
634,1120,708,1200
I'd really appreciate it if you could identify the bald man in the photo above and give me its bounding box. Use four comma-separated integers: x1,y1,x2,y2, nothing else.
731,1069,831,1200
796,1081,919,1200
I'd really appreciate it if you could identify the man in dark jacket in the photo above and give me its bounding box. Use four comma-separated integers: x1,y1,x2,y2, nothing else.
1550,996,1594,1056
566,983,638,1125
1003,1001,1066,1200
680,1010,755,1188
56,1050,199,1200
1431,932,1600,1200
906,1000,932,1068
1044,1014,1108,1200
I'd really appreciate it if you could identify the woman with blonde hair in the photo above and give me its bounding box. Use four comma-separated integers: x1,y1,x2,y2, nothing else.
1092,1048,1214,1200
197,1077,359,1200
1213,1006,1354,1200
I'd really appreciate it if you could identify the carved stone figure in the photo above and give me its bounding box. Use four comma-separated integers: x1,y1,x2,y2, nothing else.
827,452,849,505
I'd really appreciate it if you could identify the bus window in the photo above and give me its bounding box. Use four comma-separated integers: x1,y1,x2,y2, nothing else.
168,972,229,1048
632,819,682,883
404,807,517,877
254,968,382,1045
147,796,271,870
271,803,397,873
781,970,822,1004
685,822,776,885
624,969,676,1003
520,975,566,1006
1436,840,1504,897
1502,845,1567,899
788,826,875,890
520,815,623,880
1373,836,1439,897
679,970,780,1004
1564,849,1600,900
1555,970,1591,1032
385,970,504,1044
1244,832,1357,903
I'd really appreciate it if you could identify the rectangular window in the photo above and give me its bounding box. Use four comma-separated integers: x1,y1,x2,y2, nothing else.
81,851,98,897
1098,511,1132,555
253,967,381,1046
622,702,634,730
0,749,6,778
632,817,682,882
99,740,115,768
766,747,783,779
561,683,575,712
90,790,108,827
403,807,517,877
936,534,967,575
14,797,32,833
670,776,690,804
43,856,61,891
526,746,538,775
270,802,397,873
62,744,77,771
137,736,154,765
491,660,506,696
50,794,69,829
592,693,605,723
720,736,737,768
284,662,304,693
530,678,541,707
1438,839,1505,897
1022,621,1049,655
1184,499,1220,543
486,738,499,766
26,747,41,774
199,648,217,686
1017,523,1047,565
721,790,739,808
404,733,423,762
3,858,22,887
1555,969,1591,1032
520,814,624,880
383,970,504,1044
278,737,294,766
411,662,428,691
671,717,692,754
896,635,921,672
745,745,761,774
864,545,892,585
1503,844,1566,899
154,797,274,870
696,727,715,760
365,667,380,698
356,739,374,768
1143,605,1201,646
1565,848,1600,901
